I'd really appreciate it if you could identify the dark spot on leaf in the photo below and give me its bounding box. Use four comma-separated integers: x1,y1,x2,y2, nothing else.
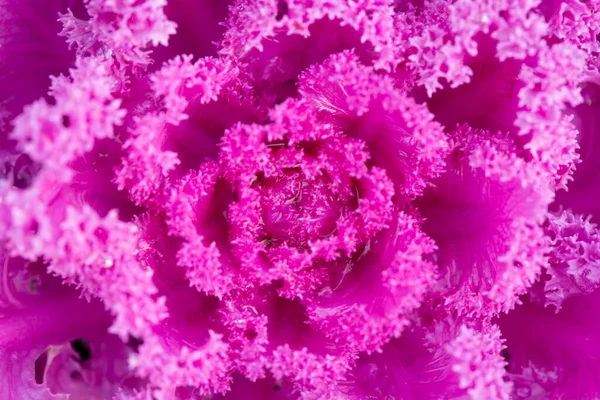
61,115,70,128
34,351,48,384
71,338,91,362
12,154,35,189
500,348,511,371
13,165,33,189
127,335,144,352
276,0,288,21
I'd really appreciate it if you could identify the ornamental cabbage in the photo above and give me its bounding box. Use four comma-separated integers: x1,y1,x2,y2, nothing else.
1,0,600,399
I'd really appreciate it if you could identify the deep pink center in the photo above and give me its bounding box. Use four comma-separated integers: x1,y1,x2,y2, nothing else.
259,170,345,247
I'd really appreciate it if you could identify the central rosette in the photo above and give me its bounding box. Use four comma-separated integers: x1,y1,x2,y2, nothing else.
220,98,396,298
259,170,348,248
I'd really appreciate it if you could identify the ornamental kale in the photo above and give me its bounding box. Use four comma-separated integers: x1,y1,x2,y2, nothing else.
1,0,600,399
